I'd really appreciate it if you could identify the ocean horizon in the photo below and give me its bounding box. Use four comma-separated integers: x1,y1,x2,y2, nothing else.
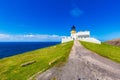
0,42,60,59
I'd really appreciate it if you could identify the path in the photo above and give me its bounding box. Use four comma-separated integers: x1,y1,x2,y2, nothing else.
36,40,120,80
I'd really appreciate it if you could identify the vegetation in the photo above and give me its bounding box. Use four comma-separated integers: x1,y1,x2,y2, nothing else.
80,41,120,63
106,38,120,46
0,41,73,80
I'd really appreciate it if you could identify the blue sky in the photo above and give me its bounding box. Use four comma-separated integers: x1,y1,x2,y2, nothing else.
0,0,120,42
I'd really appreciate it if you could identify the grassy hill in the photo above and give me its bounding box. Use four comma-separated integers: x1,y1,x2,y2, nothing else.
106,38,120,46
0,41,73,80
80,41,120,63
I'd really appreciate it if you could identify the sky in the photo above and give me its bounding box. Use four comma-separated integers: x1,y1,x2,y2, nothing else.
0,0,120,42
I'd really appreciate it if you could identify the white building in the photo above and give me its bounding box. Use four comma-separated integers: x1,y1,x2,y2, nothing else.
61,26,101,44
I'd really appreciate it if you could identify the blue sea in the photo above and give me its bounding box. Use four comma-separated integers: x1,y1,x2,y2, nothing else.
0,42,60,59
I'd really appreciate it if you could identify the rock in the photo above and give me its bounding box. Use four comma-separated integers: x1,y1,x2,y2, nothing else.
106,38,120,46
49,56,61,65
21,60,36,67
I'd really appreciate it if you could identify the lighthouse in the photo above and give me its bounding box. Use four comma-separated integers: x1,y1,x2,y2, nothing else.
61,25,101,44
71,25,77,40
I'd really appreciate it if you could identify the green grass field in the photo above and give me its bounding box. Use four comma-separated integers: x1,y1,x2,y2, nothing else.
80,41,120,63
0,41,73,80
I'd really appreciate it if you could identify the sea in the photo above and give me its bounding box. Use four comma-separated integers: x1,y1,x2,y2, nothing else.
0,42,60,59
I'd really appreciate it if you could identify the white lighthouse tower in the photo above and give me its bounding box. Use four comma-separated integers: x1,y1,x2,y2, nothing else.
71,25,77,40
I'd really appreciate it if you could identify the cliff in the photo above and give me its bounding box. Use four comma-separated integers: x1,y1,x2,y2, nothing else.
106,38,120,46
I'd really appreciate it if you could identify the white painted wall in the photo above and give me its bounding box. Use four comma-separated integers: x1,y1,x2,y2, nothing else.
61,31,101,44
62,37,73,43
78,38,101,44
76,31,90,36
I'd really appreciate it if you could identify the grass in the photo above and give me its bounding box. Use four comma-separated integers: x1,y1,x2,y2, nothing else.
0,41,73,80
80,41,120,63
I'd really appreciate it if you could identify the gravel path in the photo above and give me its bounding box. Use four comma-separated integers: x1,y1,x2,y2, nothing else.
36,40,120,80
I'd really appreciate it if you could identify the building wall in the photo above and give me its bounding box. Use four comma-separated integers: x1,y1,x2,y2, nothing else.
61,31,101,44
61,37,73,43
78,38,101,44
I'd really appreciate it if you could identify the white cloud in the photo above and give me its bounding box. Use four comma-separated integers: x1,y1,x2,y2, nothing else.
0,34,10,39
0,34,63,42
70,7,83,17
